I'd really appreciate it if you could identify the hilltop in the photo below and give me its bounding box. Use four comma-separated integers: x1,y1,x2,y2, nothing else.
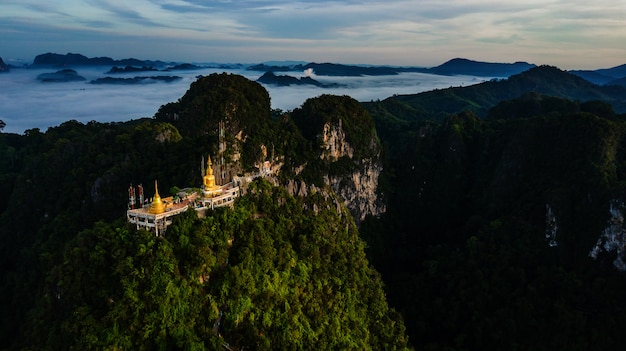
428,58,535,76
0,73,406,350
256,71,341,87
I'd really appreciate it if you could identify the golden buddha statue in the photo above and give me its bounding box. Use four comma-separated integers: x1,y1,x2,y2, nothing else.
148,180,166,214
204,156,217,190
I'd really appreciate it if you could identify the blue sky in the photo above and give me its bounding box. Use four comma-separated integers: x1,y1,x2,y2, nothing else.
1,0,625,69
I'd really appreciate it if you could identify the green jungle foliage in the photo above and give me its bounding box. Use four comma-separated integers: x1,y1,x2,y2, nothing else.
288,95,381,184
19,180,408,350
0,74,407,350
364,66,626,122
155,73,279,171
362,93,626,350
5,69,626,350
291,94,379,160
0,119,210,349
155,73,272,139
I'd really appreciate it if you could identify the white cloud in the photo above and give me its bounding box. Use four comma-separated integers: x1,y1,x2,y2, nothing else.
0,1,625,68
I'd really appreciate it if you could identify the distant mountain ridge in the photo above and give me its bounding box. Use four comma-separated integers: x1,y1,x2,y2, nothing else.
32,52,169,67
248,59,536,77
24,52,626,82
429,58,535,76
365,65,626,121
570,64,626,86
256,71,340,87
18,52,626,89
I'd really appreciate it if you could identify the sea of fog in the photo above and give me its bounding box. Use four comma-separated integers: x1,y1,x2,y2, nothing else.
0,66,488,134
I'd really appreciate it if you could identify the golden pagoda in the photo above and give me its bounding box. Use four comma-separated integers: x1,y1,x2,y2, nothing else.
148,180,166,214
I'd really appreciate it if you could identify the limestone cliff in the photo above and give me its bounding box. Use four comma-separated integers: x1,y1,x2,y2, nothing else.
326,158,385,224
288,95,386,224
154,76,385,224
590,199,626,271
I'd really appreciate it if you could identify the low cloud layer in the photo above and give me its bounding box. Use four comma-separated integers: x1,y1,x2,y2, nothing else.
0,67,486,134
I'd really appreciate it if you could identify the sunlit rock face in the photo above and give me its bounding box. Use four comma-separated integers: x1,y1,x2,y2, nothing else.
328,164,384,223
321,120,385,223
590,199,626,271
320,119,354,160
284,120,385,224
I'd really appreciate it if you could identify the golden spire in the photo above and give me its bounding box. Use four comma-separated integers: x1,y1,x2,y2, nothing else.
148,180,166,214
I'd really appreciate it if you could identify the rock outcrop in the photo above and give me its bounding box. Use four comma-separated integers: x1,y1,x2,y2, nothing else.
155,75,385,225
0,57,9,73
590,199,626,271
320,119,354,160
281,135,384,224
37,69,86,82
327,158,385,223
89,76,181,84
257,71,340,87
289,96,386,224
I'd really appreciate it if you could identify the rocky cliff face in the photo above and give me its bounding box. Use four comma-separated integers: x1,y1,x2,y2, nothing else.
284,118,385,224
154,76,384,224
327,158,385,224
590,199,626,271
320,119,354,160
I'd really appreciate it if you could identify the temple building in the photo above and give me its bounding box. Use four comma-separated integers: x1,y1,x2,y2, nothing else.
126,154,241,236
126,180,193,236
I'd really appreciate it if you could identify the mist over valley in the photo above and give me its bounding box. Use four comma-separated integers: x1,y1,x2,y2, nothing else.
0,62,489,134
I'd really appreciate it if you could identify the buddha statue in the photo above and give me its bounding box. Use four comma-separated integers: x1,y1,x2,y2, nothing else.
204,156,217,190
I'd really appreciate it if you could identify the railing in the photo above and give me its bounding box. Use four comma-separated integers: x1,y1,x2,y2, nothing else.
202,187,240,209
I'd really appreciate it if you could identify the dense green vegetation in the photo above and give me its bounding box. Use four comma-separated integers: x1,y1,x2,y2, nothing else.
4,68,626,350
292,94,379,160
0,119,207,349
364,66,626,121
18,180,407,350
0,74,408,350
155,73,278,171
289,94,381,184
363,92,626,349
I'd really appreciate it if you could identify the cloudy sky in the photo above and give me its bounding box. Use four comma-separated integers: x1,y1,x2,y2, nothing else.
1,0,625,69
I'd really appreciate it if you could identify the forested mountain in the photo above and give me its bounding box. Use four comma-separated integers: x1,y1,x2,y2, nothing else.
364,65,626,122
3,67,626,350
570,64,626,85
0,74,407,350
246,58,535,77
428,58,534,76
363,91,626,349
